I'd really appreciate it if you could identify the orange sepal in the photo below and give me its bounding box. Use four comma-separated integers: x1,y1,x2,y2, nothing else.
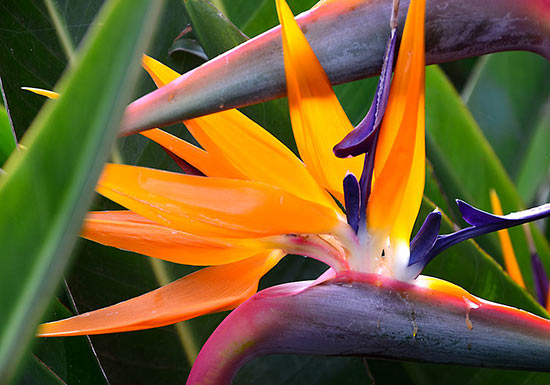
140,129,241,178
38,251,283,337
276,0,363,202
83,211,275,266
97,163,343,239
367,0,426,244
142,55,336,209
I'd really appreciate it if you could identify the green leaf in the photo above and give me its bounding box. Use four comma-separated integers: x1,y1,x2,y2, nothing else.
62,240,201,384
462,52,550,181
17,356,66,385
425,65,550,294
0,105,16,167
516,99,550,204
18,298,108,385
0,0,105,139
334,77,379,125
218,0,317,37
168,37,208,61
183,0,248,59
0,0,163,381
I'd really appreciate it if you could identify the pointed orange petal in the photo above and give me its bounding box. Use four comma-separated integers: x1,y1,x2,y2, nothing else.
21,87,60,99
276,0,363,202
368,0,426,245
97,164,343,239
38,251,283,336
490,189,526,288
183,110,338,210
140,129,241,178
83,211,274,265
142,55,336,209
142,54,180,86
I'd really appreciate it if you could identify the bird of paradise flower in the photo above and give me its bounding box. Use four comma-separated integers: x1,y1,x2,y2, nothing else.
28,0,550,382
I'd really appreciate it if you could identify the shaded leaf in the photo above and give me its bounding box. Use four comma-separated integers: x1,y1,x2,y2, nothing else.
0,105,16,167
168,37,208,61
462,52,550,180
220,0,317,37
17,298,108,385
183,0,248,59
0,0,106,139
425,65,550,294
17,356,66,385
516,100,550,205
0,0,163,381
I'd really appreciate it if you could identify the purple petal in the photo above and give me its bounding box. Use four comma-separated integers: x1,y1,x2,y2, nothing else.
343,173,361,233
406,210,442,279
458,200,550,227
531,252,549,307
333,28,397,159
411,201,550,274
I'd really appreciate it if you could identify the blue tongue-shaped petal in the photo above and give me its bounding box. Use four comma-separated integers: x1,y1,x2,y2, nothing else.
408,210,442,265
333,29,397,159
343,173,361,233
405,201,550,279
337,2,399,233
458,199,550,227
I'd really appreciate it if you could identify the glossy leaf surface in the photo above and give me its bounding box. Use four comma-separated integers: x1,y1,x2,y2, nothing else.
0,0,162,381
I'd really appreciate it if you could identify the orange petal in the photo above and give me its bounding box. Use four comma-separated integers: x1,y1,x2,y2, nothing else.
38,251,283,336
141,55,243,178
97,163,343,239
490,189,526,288
83,211,275,265
276,0,363,202
21,87,60,99
140,129,241,178
142,54,180,86
184,111,338,210
367,0,426,244
142,55,336,210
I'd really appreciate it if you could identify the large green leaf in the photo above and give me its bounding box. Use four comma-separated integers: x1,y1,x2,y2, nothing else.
0,0,106,139
115,1,195,167
64,240,201,384
0,106,16,167
184,0,248,58
425,65,550,294
462,52,550,182
17,298,108,385
0,0,163,382
17,356,66,385
217,0,317,37
516,100,550,205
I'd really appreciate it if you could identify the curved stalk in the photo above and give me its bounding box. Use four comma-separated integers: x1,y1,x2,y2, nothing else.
122,0,550,135
187,274,550,385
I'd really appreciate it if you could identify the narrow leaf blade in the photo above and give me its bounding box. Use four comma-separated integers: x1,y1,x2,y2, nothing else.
0,0,163,381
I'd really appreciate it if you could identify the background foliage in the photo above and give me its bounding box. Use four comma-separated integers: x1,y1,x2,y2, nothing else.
0,0,548,384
